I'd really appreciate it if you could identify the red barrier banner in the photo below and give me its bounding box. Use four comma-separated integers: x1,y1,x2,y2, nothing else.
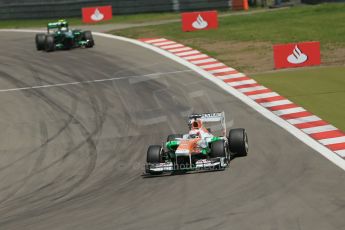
273,41,321,69
181,11,218,32
82,5,112,23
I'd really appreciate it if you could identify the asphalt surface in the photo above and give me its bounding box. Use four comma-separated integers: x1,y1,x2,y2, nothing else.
0,31,344,230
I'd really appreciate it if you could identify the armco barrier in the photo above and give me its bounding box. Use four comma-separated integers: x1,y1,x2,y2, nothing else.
0,0,230,20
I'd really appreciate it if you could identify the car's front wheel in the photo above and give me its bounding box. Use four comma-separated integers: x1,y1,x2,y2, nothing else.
44,35,55,52
83,31,94,48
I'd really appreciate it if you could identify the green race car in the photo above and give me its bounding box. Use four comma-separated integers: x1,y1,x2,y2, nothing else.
35,19,94,52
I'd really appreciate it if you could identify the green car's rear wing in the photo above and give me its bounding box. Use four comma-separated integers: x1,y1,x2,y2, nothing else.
47,20,69,32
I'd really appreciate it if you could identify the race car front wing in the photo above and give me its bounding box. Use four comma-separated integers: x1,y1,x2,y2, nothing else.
145,157,229,174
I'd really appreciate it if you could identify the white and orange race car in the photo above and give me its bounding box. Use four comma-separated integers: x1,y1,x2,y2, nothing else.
145,112,248,175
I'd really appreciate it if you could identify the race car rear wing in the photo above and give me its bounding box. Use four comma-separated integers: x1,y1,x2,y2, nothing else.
188,112,226,136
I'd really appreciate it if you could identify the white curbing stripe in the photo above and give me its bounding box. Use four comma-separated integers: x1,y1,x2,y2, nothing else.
145,38,167,43
228,79,256,87
218,74,245,80
175,50,200,56
287,115,321,125
238,86,267,93
4,31,343,170
302,125,338,134
161,44,184,49
319,136,345,145
199,63,225,69
273,107,306,116
168,47,192,52
153,41,176,46
335,150,345,158
183,54,208,60
191,58,217,64
260,100,292,108
209,67,235,74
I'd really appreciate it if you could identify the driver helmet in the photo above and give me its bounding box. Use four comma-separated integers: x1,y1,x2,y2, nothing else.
191,119,202,130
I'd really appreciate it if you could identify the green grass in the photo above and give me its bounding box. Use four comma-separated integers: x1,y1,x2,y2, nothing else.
251,67,345,131
114,3,345,46
0,12,181,29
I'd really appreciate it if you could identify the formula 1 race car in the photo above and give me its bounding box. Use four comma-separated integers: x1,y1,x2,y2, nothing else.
35,19,94,52
145,112,248,175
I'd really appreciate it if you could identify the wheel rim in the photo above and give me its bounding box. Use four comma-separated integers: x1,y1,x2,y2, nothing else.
244,133,249,153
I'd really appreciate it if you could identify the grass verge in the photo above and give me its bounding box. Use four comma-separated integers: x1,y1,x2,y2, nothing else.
251,67,345,131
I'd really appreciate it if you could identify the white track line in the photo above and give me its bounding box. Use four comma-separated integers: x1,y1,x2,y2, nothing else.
4,31,344,171
0,70,192,93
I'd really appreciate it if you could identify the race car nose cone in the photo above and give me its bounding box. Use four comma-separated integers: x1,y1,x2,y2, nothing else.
175,149,190,157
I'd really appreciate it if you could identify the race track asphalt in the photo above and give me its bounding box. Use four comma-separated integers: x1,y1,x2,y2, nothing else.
0,31,344,230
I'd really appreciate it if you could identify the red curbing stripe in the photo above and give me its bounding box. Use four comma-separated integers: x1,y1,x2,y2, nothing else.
280,111,313,120
255,96,285,103
268,103,299,111
177,52,201,57
138,38,161,42
195,61,221,67
295,120,329,129
233,83,261,89
326,142,345,151
213,70,239,76
185,56,210,61
244,88,272,96
310,130,345,140
204,66,228,71
223,76,251,83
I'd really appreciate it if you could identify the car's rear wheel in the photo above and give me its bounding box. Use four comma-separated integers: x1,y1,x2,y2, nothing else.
83,31,94,48
166,134,183,142
44,35,55,52
35,33,46,51
228,128,248,158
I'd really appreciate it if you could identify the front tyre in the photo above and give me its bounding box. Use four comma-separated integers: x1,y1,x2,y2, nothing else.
146,145,164,175
228,128,248,158
210,140,226,158
83,31,94,48
44,35,55,52
147,145,163,164
35,33,46,50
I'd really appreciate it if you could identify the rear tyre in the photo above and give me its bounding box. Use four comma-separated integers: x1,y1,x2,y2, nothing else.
83,31,94,48
228,128,248,158
44,35,55,52
35,33,46,51
166,134,183,142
